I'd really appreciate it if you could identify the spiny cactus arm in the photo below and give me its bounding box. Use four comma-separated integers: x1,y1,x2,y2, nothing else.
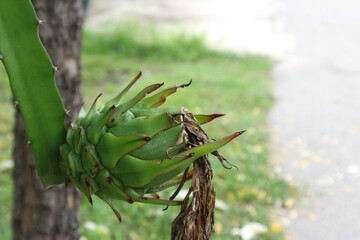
0,0,67,185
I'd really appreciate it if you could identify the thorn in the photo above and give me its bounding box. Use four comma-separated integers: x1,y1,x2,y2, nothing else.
65,109,71,116
53,65,59,72
103,198,123,222
87,195,93,205
0,54,3,60
89,161,100,176
68,168,73,177
13,101,19,109
84,178,90,187
27,141,31,145
151,193,160,199
37,18,45,25
84,177,94,205
65,180,71,186
112,207,122,223
107,176,113,184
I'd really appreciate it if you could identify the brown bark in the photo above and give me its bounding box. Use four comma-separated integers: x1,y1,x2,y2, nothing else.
12,1,84,239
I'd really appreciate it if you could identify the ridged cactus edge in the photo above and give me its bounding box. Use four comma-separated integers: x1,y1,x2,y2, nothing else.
0,0,67,185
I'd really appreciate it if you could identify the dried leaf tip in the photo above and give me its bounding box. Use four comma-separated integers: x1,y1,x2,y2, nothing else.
232,130,246,139
179,80,193,88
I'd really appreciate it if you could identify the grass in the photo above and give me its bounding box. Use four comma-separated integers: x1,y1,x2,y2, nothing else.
0,23,294,239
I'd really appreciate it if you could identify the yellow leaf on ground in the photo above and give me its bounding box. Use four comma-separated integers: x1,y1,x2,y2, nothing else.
269,221,283,233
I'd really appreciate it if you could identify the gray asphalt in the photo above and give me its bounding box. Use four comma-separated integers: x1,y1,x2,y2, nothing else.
270,0,360,239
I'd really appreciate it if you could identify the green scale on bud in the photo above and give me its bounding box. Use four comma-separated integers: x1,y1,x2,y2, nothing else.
59,72,243,222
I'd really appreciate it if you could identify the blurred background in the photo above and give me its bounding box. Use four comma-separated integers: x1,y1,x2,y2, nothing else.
1,0,359,239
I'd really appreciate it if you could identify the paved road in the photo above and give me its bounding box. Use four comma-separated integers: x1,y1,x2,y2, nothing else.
270,0,360,239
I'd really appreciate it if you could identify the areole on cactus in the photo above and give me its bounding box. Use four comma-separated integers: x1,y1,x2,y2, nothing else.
0,0,243,222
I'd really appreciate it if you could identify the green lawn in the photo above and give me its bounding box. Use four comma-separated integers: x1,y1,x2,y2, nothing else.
0,24,294,240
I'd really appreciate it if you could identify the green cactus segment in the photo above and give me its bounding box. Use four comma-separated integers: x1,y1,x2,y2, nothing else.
60,73,242,221
129,126,185,160
117,83,164,114
138,80,192,108
81,145,100,177
97,133,150,169
130,106,182,117
83,94,102,127
87,105,116,145
103,72,142,111
109,112,180,136
0,0,67,185
194,113,225,125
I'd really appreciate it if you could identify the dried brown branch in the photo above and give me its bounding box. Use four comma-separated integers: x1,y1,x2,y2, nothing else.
171,109,216,240
171,155,215,240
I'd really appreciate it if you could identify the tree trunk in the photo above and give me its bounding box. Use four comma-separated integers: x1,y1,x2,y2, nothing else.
12,1,84,239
